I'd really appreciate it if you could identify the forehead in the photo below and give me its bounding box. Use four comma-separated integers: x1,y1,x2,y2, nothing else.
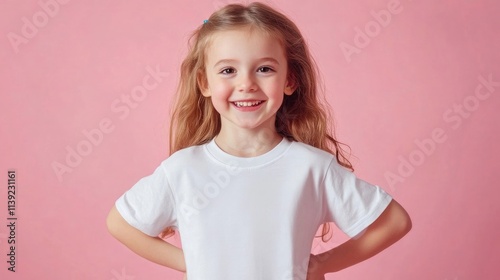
204,27,286,65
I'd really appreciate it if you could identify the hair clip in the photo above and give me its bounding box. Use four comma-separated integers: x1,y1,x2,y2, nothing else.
203,19,209,24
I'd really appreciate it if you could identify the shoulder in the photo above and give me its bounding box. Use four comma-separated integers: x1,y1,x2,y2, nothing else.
159,143,209,170
169,143,207,159
288,140,336,163
285,141,342,174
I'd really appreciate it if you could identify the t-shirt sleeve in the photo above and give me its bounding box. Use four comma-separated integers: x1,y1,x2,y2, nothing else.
322,159,392,238
115,162,177,237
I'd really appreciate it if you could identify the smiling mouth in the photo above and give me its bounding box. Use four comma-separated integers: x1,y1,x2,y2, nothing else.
232,100,265,107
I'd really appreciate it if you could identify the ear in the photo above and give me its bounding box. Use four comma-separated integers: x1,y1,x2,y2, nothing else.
284,79,296,96
197,71,211,97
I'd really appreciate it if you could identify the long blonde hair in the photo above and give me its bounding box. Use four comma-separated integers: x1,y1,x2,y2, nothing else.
164,2,353,242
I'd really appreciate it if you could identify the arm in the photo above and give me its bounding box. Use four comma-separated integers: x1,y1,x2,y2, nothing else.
308,199,412,276
106,205,186,272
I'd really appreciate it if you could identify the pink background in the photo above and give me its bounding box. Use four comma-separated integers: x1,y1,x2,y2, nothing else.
1,0,499,279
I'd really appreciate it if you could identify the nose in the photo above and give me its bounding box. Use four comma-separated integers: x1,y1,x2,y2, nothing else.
238,72,258,93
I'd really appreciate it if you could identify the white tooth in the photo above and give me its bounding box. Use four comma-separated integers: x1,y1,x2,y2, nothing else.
234,101,262,107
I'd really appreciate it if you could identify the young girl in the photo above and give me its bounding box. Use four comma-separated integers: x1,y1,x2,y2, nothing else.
106,2,411,280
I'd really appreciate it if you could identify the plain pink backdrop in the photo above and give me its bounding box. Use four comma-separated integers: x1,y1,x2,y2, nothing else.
1,0,499,279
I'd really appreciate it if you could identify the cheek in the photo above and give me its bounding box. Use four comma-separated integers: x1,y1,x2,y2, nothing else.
265,82,285,98
210,80,233,98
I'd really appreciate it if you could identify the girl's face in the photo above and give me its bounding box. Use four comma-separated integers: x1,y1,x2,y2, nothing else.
201,27,294,133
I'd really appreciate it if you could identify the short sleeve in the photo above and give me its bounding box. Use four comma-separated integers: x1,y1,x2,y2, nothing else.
322,159,392,237
115,162,177,236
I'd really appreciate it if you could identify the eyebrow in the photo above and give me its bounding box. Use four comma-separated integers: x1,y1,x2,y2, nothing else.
213,57,280,69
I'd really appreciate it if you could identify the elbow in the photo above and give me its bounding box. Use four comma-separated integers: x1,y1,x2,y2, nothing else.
395,203,412,237
106,206,121,238
399,212,412,236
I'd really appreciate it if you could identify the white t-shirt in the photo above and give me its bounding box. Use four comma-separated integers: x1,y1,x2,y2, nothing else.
115,138,392,280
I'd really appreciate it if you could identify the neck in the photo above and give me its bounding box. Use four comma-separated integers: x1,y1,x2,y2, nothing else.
215,125,283,157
